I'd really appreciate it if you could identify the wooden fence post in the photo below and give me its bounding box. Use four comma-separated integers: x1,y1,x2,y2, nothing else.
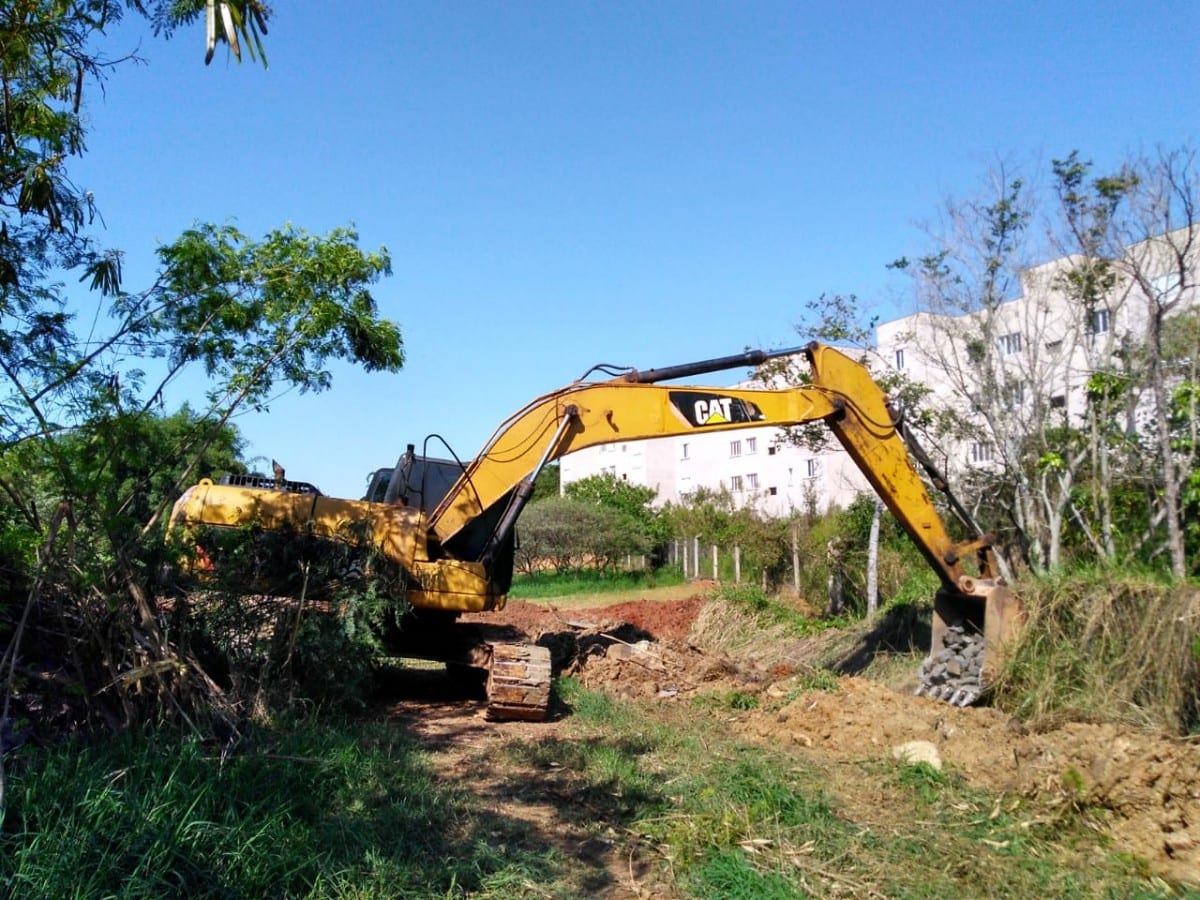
791,523,800,593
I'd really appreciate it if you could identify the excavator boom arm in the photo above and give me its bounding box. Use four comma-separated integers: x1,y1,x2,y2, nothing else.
428,342,990,593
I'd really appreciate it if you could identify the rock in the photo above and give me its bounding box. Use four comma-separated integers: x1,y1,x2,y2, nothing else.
892,740,942,770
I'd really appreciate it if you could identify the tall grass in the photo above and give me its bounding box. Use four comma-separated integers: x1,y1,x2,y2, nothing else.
994,571,1200,734
1,719,560,898
687,585,849,671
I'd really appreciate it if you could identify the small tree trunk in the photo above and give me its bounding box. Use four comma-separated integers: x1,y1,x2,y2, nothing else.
827,567,844,616
791,524,800,593
825,539,845,617
866,497,881,617
1149,316,1188,578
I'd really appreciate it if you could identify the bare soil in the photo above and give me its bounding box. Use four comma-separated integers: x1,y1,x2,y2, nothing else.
378,594,1200,892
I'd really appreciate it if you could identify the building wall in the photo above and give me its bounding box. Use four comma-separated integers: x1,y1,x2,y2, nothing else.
559,418,869,514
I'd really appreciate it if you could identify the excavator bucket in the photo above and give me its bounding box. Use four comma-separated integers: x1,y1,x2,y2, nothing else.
921,582,1025,706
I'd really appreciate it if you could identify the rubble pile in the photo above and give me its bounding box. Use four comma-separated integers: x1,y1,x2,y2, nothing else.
915,622,984,706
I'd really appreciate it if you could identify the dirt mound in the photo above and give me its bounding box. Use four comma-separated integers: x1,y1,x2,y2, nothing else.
745,676,1200,884
466,596,705,642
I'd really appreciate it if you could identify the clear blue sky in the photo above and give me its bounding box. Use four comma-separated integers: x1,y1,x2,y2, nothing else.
73,1,1197,498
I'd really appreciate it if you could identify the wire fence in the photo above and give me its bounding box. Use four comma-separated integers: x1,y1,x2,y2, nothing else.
666,535,804,592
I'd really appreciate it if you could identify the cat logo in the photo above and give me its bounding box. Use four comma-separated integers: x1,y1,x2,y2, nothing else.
669,391,764,428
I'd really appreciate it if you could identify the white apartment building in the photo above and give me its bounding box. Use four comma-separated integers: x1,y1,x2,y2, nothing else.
559,404,870,515
878,229,1197,477
561,230,1197,515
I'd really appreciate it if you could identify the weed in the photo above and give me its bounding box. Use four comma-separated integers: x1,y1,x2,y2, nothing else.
992,572,1200,734
557,675,627,727
685,850,799,899
726,691,759,711
548,683,1174,897
895,761,948,805
0,718,562,898
794,668,840,693
711,582,772,611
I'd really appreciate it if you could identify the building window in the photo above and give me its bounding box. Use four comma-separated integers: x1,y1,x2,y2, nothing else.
747,473,759,490
805,458,820,479
999,332,1022,356
767,445,777,456
1152,272,1182,300
894,348,906,370
730,475,744,492
969,442,993,464
768,486,778,496
1046,339,1063,353
1002,383,1024,411
746,437,757,454
1050,395,1066,410
681,442,689,460
1089,308,1111,336
729,440,742,458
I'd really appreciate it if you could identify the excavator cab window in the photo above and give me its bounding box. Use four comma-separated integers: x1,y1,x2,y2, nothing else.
381,451,467,515
363,468,392,503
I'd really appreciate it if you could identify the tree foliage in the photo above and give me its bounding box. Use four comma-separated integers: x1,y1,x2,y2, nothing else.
0,1,405,763
563,471,669,547
664,486,794,587
516,472,669,575
886,147,1198,577
515,496,649,575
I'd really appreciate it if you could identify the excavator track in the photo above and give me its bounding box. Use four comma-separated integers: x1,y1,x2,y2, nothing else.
485,642,552,721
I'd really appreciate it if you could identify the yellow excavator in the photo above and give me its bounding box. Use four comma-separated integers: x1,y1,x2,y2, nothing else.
169,342,1024,719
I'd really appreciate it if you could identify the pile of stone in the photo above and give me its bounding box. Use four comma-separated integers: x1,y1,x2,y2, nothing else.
915,622,984,707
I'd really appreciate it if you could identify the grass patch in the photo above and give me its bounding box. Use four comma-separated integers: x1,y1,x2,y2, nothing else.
688,585,850,676
1,718,560,898
509,566,686,602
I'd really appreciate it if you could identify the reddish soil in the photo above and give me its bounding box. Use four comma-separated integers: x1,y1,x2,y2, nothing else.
462,596,704,642
396,594,1200,889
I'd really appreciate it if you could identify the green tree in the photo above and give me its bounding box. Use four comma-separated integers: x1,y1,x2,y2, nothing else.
531,461,561,502
1114,147,1200,577
0,2,405,766
564,471,670,552
516,496,649,575
0,2,274,307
